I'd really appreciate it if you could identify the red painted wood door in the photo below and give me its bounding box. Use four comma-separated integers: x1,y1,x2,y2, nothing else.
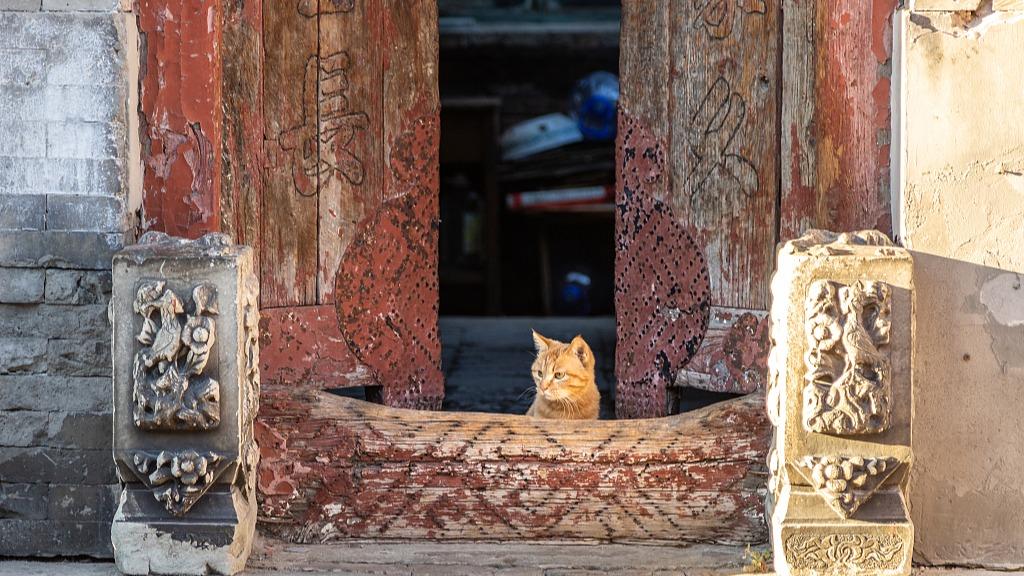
258,0,443,409
614,2,779,418
614,1,897,419
134,0,895,542
137,0,895,422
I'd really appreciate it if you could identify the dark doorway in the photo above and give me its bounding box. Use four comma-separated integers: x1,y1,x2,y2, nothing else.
437,0,622,414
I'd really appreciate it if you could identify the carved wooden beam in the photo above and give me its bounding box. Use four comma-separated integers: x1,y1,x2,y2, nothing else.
256,389,771,543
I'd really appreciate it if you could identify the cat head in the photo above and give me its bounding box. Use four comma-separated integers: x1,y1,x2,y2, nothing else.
531,330,595,403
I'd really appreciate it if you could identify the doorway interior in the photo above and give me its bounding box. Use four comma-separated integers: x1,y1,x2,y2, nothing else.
434,0,740,416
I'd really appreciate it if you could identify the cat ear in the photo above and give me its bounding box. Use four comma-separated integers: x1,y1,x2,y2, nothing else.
532,330,553,352
570,335,593,368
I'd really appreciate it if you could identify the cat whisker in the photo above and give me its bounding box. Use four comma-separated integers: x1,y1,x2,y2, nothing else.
556,397,570,418
559,397,580,420
516,386,537,402
568,398,582,419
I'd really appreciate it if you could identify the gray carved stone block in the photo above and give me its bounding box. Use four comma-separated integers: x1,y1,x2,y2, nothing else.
767,230,914,576
110,232,259,576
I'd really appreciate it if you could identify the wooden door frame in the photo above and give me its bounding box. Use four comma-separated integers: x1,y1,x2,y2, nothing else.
135,0,896,543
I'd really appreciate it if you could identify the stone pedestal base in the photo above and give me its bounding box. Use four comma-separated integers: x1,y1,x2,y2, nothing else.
111,484,256,575
111,234,260,575
773,487,913,576
766,231,915,576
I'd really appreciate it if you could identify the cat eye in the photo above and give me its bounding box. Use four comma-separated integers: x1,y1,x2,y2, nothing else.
554,372,566,380
534,370,542,378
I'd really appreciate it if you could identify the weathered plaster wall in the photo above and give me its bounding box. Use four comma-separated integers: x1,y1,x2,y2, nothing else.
0,0,136,558
898,2,1024,568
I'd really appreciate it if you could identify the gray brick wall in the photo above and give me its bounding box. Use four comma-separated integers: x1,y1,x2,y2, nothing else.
0,0,130,559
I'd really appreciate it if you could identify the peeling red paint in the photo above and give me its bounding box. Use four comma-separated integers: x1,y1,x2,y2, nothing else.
138,0,224,238
781,0,898,239
786,123,816,229
256,391,771,542
334,108,443,410
386,112,438,201
615,110,712,419
714,312,770,391
259,305,376,388
220,0,264,259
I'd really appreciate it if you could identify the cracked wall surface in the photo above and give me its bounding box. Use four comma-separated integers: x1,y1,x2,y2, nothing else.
898,2,1024,568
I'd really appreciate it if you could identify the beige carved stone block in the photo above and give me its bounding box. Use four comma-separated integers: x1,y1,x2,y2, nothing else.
767,230,914,576
110,232,260,576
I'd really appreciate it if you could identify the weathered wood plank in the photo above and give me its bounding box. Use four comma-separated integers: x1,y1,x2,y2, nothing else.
137,0,224,238
221,0,263,280
259,305,374,389
780,0,898,240
616,1,775,413
616,2,701,419
262,1,319,307
675,307,770,394
250,539,751,575
255,391,770,543
619,2,671,139
259,1,443,406
316,0,383,303
668,0,779,310
382,0,440,204
327,0,444,408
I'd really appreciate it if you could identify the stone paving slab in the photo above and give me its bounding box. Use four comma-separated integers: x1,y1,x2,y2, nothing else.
0,540,1016,575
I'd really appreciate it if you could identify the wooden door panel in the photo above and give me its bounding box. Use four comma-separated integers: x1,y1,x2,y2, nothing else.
317,0,383,304
263,3,320,307
616,1,780,416
330,0,443,408
668,0,779,310
258,0,441,409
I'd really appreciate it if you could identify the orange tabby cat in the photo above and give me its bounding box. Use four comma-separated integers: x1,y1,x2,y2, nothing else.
526,330,600,419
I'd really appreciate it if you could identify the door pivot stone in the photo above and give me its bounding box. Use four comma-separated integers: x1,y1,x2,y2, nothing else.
111,232,260,575
767,230,914,576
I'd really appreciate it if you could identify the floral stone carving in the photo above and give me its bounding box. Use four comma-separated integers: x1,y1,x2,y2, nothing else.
112,232,259,576
803,280,892,435
795,455,900,519
127,449,230,516
767,229,913,576
785,533,905,572
133,280,221,431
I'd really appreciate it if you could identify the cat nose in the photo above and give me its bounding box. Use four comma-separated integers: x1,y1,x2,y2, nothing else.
538,380,550,391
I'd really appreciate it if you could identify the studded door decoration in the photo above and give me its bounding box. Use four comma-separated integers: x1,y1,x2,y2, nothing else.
615,1,778,418
257,0,443,410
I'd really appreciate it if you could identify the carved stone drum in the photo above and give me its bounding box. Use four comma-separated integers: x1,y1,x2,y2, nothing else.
111,233,259,575
767,230,914,576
